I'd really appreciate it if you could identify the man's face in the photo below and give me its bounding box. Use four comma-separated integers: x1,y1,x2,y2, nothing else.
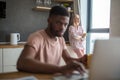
48,15,69,37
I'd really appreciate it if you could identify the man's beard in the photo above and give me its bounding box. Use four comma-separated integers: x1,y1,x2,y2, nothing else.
50,24,65,37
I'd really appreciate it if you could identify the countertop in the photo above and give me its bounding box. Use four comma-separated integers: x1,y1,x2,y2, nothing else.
0,43,25,48
0,42,70,48
0,71,53,79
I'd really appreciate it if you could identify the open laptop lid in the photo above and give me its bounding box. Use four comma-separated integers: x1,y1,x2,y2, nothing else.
89,38,120,80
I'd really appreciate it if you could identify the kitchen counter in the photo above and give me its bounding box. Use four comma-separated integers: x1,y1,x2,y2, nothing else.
0,43,25,48
0,42,70,48
0,71,53,79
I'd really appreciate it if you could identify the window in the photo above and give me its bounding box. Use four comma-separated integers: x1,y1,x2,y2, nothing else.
87,0,111,54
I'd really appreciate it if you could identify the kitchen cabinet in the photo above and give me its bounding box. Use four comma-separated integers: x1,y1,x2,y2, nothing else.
2,48,23,73
0,49,2,73
0,44,24,73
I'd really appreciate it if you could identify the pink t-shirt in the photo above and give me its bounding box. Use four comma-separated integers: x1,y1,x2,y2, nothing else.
26,30,67,65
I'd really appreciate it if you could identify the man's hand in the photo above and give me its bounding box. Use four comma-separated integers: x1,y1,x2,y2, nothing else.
60,60,87,76
79,54,88,68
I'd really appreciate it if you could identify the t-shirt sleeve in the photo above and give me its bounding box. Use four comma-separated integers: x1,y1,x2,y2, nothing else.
26,33,41,53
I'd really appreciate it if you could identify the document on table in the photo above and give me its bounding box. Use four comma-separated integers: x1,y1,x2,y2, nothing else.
15,76,38,80
52,71,89,80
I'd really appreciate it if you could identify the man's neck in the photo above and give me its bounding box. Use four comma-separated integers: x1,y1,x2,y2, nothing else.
45,28,57,40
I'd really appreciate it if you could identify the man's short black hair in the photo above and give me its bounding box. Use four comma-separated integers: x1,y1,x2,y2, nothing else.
49,6,69,17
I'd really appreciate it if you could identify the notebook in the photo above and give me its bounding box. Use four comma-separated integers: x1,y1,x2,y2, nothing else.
89,38,120,80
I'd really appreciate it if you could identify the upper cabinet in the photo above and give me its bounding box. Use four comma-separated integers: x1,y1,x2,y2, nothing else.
33,0,73,12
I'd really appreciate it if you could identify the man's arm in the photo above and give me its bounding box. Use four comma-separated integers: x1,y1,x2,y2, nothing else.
62,49,72,64
62,48,87,67
17,45,87,74
17,45,62,74
62,48,87,73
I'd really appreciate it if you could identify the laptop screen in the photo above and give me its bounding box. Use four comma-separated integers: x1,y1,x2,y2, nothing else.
89,38,120,80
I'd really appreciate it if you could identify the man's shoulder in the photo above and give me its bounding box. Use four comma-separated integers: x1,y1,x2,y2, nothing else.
27,30,46,44
34,29,45,34
31,30,45,36
28,29,45,40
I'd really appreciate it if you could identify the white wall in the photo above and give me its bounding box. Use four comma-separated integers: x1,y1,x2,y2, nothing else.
110,0,120,37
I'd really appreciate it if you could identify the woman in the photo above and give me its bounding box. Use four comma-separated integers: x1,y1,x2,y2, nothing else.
69,14,86,58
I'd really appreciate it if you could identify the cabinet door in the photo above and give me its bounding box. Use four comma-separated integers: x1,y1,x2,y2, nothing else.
0,48,2,73
3,48,23,72
3,66,17,73
3,48,23,66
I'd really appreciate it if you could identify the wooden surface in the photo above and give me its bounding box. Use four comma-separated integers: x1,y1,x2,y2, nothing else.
0,42,69,48
32,6,51,12
0,43,25,48
0,71,53,79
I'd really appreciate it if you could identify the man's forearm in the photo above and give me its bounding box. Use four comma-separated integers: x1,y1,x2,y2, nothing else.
17,58,62,74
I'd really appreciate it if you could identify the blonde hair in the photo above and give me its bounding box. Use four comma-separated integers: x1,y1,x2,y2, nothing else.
71,13,81,26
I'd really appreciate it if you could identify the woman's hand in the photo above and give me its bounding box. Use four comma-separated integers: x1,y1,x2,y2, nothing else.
82,33,86,38
79,33,86,41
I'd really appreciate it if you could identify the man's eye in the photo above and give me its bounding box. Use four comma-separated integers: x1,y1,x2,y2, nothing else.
55,22,61,25
55,22,68,27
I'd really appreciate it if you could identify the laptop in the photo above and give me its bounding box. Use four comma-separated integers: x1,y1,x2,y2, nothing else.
89,38,120,80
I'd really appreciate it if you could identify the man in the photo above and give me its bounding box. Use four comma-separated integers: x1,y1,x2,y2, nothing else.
17,6,87,74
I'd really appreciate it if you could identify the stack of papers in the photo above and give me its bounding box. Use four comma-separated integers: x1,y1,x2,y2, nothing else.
52,72,88,80
15,76,38,80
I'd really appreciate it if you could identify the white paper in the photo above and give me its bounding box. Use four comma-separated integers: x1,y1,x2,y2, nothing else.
52,72,88,80
15,76,38,80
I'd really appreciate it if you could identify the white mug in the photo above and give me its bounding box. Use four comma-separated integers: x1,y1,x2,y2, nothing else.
10,33,20,45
